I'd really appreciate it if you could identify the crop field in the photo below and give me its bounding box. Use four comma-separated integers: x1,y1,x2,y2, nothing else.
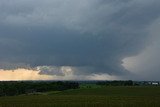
0,86,160,107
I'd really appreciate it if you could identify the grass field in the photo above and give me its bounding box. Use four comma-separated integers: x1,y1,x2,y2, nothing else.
0,86,160,107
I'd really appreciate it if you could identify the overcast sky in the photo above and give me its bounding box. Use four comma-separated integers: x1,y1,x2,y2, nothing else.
0,0,160,80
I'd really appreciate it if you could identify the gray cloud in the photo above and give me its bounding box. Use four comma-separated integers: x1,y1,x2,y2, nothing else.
122,17,160,81
37,66,73,76
0,0,160,78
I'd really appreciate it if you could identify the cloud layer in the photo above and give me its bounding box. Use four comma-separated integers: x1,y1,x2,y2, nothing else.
0,0,160,79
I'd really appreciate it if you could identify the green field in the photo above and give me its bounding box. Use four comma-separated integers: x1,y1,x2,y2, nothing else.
0,86,160,107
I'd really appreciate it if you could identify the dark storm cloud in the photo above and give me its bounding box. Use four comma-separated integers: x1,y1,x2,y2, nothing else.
0,0,160,76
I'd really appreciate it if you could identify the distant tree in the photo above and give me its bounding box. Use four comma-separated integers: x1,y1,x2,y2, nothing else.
96,80,133,86
0,81,79,96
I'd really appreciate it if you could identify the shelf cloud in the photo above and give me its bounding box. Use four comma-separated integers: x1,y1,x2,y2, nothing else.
0,0,160,80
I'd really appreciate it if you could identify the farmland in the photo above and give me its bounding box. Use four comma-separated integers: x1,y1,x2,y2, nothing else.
0,86,160,107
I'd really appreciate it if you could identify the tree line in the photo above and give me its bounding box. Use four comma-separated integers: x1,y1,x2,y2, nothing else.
96,80,133,86
0,81,79,96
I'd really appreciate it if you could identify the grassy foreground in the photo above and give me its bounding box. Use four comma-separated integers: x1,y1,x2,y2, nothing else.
0,86,160,107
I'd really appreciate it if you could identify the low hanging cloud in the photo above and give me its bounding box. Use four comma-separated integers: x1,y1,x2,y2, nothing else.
0,0,160,78
37,66,73,76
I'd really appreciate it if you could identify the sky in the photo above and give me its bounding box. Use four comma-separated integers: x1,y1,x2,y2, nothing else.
0,0,160,81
